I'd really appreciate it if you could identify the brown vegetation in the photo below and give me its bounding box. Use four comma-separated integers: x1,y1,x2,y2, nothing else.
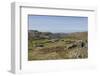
28,30,88,60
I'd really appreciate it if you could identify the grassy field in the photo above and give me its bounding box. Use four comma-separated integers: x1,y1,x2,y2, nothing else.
28,30,88,61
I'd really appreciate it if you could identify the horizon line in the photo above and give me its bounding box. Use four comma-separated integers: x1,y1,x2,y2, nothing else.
28,29,88,33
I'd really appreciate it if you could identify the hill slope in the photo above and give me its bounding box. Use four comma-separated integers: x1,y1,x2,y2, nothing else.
28,30,88,60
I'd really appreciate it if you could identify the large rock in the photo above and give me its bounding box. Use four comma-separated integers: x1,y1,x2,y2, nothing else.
67,40,87,49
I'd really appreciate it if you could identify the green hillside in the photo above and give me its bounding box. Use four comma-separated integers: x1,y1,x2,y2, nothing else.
28,30,88,60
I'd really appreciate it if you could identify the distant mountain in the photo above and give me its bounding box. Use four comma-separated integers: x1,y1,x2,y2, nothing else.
28,30,88,40
28,30,68,40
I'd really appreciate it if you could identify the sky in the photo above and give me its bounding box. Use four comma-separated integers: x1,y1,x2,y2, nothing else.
28,15,88,33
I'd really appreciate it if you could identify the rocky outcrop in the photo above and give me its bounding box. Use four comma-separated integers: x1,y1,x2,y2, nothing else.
67,40,87,49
